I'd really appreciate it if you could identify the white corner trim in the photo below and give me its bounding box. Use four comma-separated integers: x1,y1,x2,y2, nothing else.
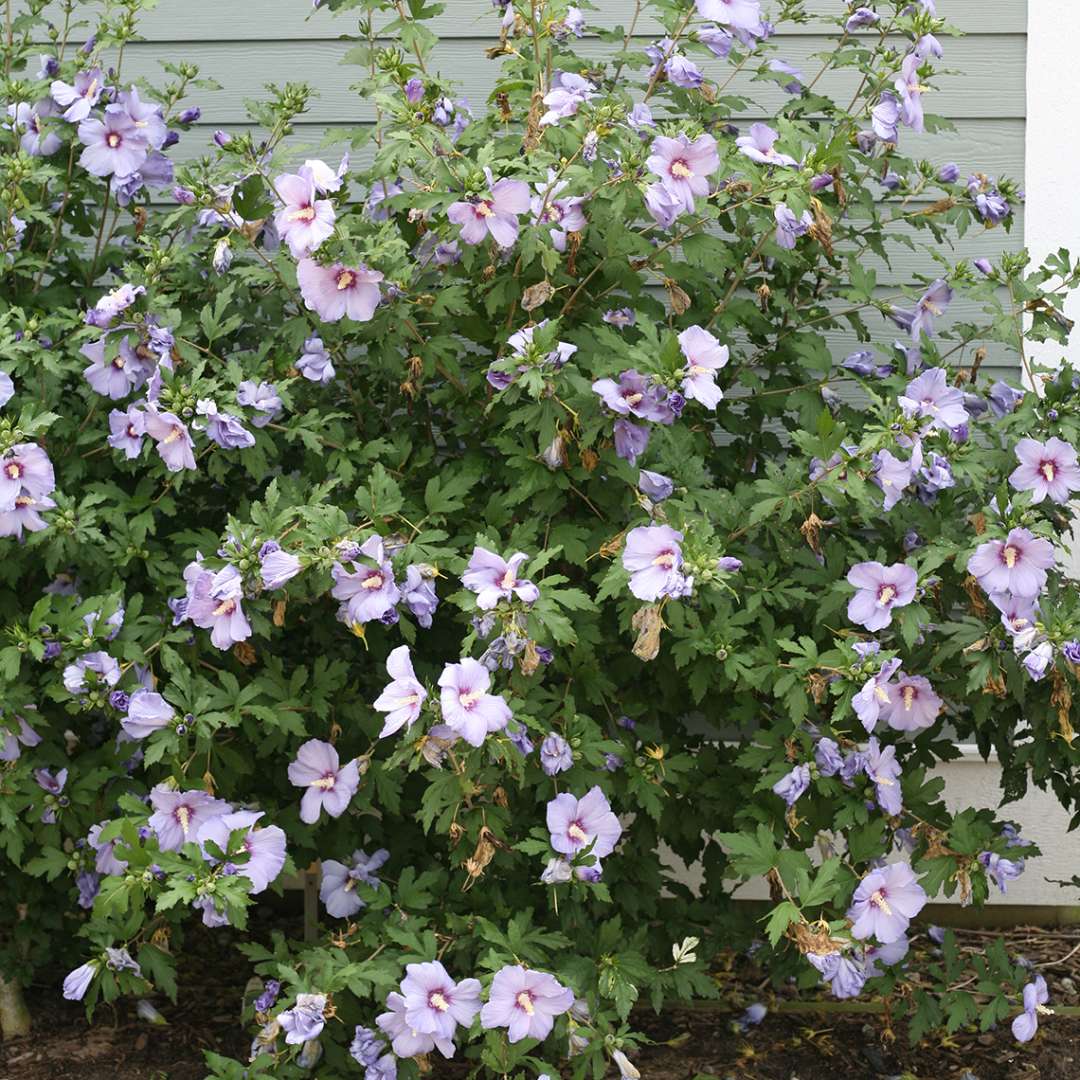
1025,1,1080,374
1025,6,1080,574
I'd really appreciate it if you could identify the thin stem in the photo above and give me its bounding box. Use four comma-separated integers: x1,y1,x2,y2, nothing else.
715,49,753,97
394,0,428,73
803,30,849,94
708,230,770,326
528,0,547,96
642,7,695,103
608,0,642,84
32,142,78,294
1006,276,1037,389
88,178,113,285
4,0,12,79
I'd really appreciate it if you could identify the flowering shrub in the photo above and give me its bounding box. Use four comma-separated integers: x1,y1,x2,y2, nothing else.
2,0,1079,1074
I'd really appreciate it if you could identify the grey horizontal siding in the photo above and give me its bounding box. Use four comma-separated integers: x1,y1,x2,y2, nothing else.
114,35,1025,123
40,0,1028,40
813,294,1024,375
54,0,1023,372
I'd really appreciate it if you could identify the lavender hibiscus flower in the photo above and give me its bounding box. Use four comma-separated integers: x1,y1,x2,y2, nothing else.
592,370,674,423
143,407,196,472
331,536,400,626
350,1026,395,1076
51,66,105,121
378,992,454,1058
882,674,942,731
78,107,148,178
374,645,427,737
297,259,383,323
462,547,539,609
438,658,512,746
991,591,1039,645
546,786,622,862
1012,976,1051,1043
894,53,925,132
639,470,674,501
967,529,1055,598
87,821,127,875
186,564,251,649
735,123,799,167
678,326,728,408
273,166,336,257
531,174,587,251
236,380,282,427
296,336,335,383
303,155,349,193
0,715,41,763
863,737,903,815
870,93,900,142
807,951,868,1000
260,543,301,590
774,203,813,249
540,733,574,775
399,961,481,1045
815,738,843,777
643,181,683,228
279,993,327,1045
540,71,596,126
197,810,287,893
62,961,98,1001
402,564,439,627
480,965,574,1043
107,405,145,460
698,24,734,57
319,847,389,917
447,168,530,248
873,446,922,511
1023,641,1053,681
695,0,763,33
846,561,918,631
847,862,927,943
772,764,810,807
894,281,953,342
63,651,120,694
113,86,167,149
10,98,62,156
614,417,650,463
195,399,255,450
81,337,147,399
148,784,230,851
1009,437,1080,504
979,850,1025,895
287,739,360,823
122,689,174,739
852,657,902,732
988,380,1025,417
646,133,719,213
846,7,880,30
645,39,703,90
604,308,636,328
0,442,55,510
86,283,145,329
899,368,967,435
622,525,689,601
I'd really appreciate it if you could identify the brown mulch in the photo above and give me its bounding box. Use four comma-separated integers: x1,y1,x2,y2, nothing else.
2,926,1078,1080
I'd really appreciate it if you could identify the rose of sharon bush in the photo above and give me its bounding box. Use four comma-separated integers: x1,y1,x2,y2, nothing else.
0,0,1077,1073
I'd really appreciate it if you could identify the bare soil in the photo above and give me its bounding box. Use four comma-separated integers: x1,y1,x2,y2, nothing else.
2,925,1078,1080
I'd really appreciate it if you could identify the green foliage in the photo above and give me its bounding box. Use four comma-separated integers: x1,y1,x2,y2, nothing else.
0,0,1074,1075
